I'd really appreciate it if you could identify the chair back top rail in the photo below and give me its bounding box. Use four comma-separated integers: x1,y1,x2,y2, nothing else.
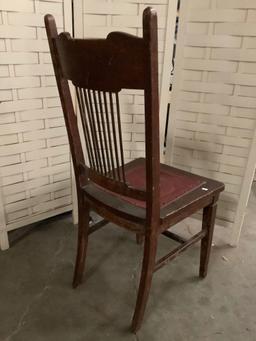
55,31,147,91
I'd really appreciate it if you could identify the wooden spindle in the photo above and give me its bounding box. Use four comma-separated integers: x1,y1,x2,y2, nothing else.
115,92,126,182
93,90,107,175
97,91,111,174
103,91,116,179
76,87,95,169
109,92,121,180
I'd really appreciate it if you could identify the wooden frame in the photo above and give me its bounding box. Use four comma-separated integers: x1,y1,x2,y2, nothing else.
45,8,224,332
231,129,256,246
159,0,179,161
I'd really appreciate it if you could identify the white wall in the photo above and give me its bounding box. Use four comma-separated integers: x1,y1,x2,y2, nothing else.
166,0,256,244
0,0,72,250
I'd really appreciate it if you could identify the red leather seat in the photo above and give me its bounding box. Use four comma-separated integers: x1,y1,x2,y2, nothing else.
106,158,206,208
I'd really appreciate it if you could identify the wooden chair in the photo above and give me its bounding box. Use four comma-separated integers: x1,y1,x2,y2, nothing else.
45,8,224,332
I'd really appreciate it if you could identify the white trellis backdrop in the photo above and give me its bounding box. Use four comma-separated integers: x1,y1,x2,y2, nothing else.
165,0,256,245
0,0,73,250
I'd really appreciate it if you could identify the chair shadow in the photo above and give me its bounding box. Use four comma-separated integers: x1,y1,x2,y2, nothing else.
9,212,71,247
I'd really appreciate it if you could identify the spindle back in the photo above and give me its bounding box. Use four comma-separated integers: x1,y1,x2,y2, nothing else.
45,7,160,210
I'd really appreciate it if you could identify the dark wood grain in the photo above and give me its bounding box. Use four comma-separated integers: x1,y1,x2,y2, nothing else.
45,7,225,333
88,219,108,235
54,31,146,91
154,230,207,272
131,8,160,332
162,230,187,244
199,198,218,278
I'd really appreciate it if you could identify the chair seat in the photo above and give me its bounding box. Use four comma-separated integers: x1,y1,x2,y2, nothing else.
121,159,205,208
83,158,224,229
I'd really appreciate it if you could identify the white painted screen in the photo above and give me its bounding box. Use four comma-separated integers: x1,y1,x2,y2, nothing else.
0,0,72,250
166,0,256,244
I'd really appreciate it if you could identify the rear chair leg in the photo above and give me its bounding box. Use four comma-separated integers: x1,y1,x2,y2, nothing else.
73,194,90,288
199,200,217,278
132,232,157,333
136,233,144,245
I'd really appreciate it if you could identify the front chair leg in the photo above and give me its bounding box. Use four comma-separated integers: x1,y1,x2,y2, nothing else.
73,195,90,288
132,231,157,333
199,200,217,278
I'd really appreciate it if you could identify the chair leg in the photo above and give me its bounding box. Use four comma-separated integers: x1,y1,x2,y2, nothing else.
136,233,144,245
73,195,90,288
132,232,157,333
199,201,217,278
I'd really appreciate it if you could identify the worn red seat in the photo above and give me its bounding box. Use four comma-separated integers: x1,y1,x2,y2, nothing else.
112,158,205,208
45,7,224,333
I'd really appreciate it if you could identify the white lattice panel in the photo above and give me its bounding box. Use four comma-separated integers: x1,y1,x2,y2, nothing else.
76,0,170,162
0,0,72,250
166,0,256,244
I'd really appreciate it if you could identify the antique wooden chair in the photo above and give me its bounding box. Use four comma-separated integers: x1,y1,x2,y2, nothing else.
45,8,224,332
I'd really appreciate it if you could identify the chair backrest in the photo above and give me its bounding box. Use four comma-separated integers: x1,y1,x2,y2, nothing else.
45,7,160,221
